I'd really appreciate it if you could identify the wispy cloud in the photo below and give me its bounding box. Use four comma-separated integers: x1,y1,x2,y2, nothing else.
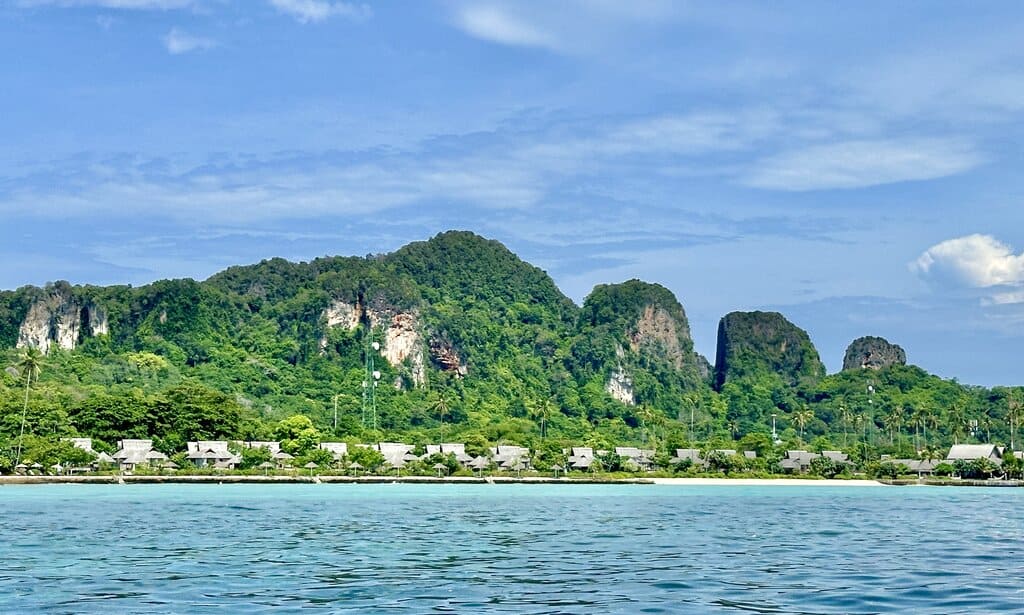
267,0,370,24
744,138,984,191
163,27,216,54
454,4,557,50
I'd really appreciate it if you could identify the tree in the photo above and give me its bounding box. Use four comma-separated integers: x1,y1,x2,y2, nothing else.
1007,390,1022,450
793,407,814,440
275,415,321,456
839,405,854,447
13,347,43,466
948,402,967,445
430,390,451,439
884,406,904,445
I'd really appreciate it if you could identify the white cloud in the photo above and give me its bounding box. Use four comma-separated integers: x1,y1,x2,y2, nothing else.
913,234,1024,290
163,28,216,54
744,138,983,191
267,0,370,24
454,5,557,50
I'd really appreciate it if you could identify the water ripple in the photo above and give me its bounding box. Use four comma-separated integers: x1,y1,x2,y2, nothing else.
0,484,1021,613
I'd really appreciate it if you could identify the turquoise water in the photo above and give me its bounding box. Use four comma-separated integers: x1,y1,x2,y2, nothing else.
0,484,1021,614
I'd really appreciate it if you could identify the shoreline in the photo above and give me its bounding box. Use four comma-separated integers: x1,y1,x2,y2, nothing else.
0,475,884,486
1,475,1019,487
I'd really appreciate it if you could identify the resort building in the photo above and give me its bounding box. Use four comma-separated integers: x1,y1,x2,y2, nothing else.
241,441,281,454
319,442,348,461
946,444,1004,463
567,447,595,471
615,447,656,471
424,443,473,464
111,439,164,472
186,441,239,469
672,449,702,465
779,450,817,473
376,442,415,468
490,445,531,470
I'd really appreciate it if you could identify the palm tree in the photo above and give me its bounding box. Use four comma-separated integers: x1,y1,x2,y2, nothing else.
727,419,740,441
910,406,929,450
430,391,450,440
1007,390,1022,450
793,408,814,440
948,402,967,445
884,407,904,445
14,347,44,466
839,405,854,447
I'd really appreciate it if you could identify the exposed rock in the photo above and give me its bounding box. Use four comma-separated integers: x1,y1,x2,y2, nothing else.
324,300,360,330
714,311,825,389
321,298,428,386
606,367,635,405
16,288,107,353
843,336,906,371
629,304,685,369
429,336,467,377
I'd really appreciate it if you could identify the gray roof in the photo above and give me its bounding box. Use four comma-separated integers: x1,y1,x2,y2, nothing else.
243,441,281,454
319,442,348,459
673,449,702,462
946,444,1002,461
187,441,234,460
113,439,155,465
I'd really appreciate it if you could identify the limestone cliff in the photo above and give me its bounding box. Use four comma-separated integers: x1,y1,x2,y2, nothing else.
576,279,707,407
320,297,430,386
16,286,108,353
713,311,825,389
842,336,906,371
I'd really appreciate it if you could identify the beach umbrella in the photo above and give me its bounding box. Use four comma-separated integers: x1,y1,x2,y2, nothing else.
162,461,179,470
433,462,448,477
348,461,363,476
259,461,274,476
14,463,27,474
51,463,63,475
304,461,318,476
551,464,564,478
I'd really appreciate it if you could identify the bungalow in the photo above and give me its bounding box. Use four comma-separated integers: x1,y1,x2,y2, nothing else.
946,444,1004,463
779,450,818,473
241,441,281,455
672,448,703,465
186,441,240,469
377,442,415,468
884,457,940,475
567,447,594,471
425,443,473,465
111,439,163,472
615,447,656,471
822,451,850,464
319,442,348,462
490,445,531,470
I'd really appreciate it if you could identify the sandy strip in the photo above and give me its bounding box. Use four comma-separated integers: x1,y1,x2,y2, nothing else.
651,478,887,487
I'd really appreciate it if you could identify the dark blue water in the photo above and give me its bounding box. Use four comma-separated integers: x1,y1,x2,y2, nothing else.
0,484,1021,614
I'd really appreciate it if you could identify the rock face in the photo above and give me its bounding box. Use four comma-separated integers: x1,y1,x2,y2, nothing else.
714,311,825,389
630,304,686,369
577,280,706,406
320,297,431,386
605,365,635,405
16,287,108,353
842,336,906,371
428,337,467,377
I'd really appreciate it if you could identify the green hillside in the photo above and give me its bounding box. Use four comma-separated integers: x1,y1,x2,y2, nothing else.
0,231,1021,470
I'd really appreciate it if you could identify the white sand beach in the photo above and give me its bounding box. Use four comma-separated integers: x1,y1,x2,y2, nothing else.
651,478,887,487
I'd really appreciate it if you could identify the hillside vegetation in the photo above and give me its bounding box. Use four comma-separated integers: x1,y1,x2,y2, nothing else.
1,231,1021,469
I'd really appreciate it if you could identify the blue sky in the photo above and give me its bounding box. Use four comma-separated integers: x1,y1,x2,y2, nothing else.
3,1,1024,385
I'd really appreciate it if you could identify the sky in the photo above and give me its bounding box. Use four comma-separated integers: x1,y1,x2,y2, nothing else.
2,1,1024,386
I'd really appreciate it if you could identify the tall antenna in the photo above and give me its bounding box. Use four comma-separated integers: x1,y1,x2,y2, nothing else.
362,324,381,430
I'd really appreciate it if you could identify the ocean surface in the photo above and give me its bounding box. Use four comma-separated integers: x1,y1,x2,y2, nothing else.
0,484,1021,614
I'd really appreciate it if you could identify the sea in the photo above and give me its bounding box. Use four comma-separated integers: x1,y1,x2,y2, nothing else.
0,483,1021,614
